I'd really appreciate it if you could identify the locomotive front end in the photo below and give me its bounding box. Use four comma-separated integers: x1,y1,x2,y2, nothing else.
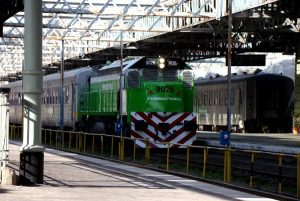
127,58,197,148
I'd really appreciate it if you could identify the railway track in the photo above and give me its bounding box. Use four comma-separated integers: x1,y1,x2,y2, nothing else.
147,148,297,198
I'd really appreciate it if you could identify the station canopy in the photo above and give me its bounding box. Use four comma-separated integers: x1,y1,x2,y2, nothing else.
0,0,218,77
0,0,299,78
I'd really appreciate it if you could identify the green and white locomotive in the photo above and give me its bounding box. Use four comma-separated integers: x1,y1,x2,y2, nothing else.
7,57,197,148
79,57,197,148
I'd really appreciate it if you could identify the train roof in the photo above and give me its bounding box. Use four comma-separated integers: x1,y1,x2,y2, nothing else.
99,57,141,71
195,72,294,85
2,66,97,88
43,66,95,81
1,79,22,88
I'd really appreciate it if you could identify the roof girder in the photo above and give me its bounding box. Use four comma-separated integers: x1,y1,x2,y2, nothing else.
1,0,294,77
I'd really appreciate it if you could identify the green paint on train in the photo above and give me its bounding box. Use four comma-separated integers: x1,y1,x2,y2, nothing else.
78,57,194,131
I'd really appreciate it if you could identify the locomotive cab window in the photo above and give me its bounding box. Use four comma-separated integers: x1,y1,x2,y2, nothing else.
127,71,140,88
143,69,158,82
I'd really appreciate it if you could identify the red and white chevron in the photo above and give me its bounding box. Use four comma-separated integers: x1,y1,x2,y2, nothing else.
130,112,197,148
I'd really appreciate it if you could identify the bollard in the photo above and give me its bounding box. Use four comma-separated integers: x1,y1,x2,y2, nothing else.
44,130,47,145
69,132,71,149
203,147,208,178
111,136,114,158
250,152,255,188
133,139,136,161
227,148,231,183
13,126,16,140
145,138,150,163
50,130,52,147
56,131,58,148
186,145,190,175
118,141,121,160
224,149,227,182
278,154,283,194
79,132,82,152
122,137,125,161
118,137,124,161
92,135,95,153
83,134,86,153
297,153,300,199
224,148,231,183
166,142,170,171
101,135,104,155
76,132,78,152
62,131,64,149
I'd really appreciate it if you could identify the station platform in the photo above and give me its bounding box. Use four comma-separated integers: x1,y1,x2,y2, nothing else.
197,132,300,154
0,143,278,201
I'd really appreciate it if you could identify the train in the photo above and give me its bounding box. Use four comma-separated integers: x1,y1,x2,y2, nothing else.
194,73,294,133
6,57,197,148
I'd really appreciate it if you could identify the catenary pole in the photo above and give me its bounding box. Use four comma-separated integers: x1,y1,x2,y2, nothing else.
60,39,65,130
119,30,123,137
227,0,233,132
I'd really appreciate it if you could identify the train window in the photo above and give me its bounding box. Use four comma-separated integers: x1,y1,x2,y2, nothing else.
65,86,69,104
208,90,213,106
238,88,243,105
143,69,158,82
51,88,54,104
10,93,14,105
42,91,45,104
194,92,198,108
18,93,21,105
57,87,61,104
55,87,58,104
128,71,140,88
46,89,49,104
231,88,235,105
53,87,56,104
51,88,53,104
49,88,52,104
162,70,178,81
214,90,218,106
203,90,208,106
199,90,203,106
218,90,223,106
224,90,228,106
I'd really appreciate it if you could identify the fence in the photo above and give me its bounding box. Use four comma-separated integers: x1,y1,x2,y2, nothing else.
9,126,300,199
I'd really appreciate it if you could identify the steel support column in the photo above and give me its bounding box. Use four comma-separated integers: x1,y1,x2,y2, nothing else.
0,88,10,183
19,0,44,185
227,0,232,132
295,41,300,113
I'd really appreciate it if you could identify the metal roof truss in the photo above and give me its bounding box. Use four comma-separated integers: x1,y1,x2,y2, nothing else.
0,0,220,76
